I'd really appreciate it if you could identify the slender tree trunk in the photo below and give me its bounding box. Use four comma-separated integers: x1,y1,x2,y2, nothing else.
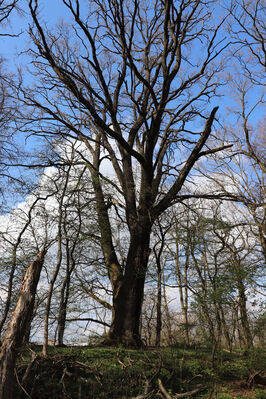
57,272,70,346
175,242,190,346
58,190,82,346
162,269,173,346
184,249,190,346
155,260,162,347
233,257,253,349
0,248,46,399
153,223,166,348
43,167,71,355
57,240,74,346
220,305,232,352
237,283,253,349
42,231,63,355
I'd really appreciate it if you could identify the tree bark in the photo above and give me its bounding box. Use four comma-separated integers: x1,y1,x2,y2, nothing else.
104,223,151,347
0,247,46,399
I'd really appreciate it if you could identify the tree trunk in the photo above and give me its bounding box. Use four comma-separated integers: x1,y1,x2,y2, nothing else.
0,248,46,399
155,260,162,347
57,239,75,346
175,243,190,346
233,257,253,349
162,270,173,346
237,283,253,349
57,275,70,347
153,223,166,348
0,250,16,337
220,305,232,352
105,225,151,347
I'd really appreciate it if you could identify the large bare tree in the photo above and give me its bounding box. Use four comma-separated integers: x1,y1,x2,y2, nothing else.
18,0,234,346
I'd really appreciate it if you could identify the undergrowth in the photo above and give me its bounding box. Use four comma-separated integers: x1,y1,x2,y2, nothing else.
13,345,266,399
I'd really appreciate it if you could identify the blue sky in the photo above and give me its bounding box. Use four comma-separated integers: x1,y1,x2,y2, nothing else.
1,1,263,127
0,0,264,211
1,1,70,63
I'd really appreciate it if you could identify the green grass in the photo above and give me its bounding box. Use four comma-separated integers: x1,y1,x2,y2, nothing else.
13,345,266,399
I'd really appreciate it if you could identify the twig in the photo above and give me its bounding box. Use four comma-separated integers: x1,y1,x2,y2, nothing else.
60,366,72,399
14,368,32,399
22,352,38,385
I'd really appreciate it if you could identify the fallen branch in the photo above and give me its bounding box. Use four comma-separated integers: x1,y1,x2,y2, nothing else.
158,378,206,399
173,385,206,398
22,352,38,385
158,379,172,399
131,379,153,399
248,371,266,387
116,351,134,369
14,368,32,399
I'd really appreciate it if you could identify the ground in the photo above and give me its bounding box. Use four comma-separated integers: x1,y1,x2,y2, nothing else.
12,345,266,398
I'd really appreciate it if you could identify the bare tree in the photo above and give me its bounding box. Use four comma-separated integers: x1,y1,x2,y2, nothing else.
228,0,265,82
207,0,266,264
17,0,233,346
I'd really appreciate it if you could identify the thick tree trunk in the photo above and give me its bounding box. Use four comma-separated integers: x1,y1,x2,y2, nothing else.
105,225,151,347
0,248,46,399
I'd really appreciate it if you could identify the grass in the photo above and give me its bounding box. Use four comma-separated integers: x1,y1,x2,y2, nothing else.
13,345,266,398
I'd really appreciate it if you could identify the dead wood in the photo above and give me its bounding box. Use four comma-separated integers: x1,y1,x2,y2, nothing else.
248,371,266,387
131,379,154,399
158,378,206,399
0,247,46,399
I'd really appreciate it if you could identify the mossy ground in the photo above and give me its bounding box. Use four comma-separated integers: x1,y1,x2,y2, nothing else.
14,345,266,398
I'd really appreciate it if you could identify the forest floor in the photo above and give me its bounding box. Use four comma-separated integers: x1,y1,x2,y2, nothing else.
13,345,266,399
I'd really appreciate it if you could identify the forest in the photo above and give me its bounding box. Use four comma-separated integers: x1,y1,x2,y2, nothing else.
0,0,265,398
